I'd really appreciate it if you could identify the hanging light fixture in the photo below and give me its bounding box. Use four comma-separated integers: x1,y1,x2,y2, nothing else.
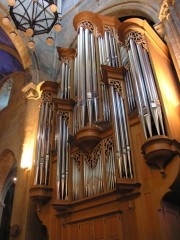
2,16,10,25
8,0,62,48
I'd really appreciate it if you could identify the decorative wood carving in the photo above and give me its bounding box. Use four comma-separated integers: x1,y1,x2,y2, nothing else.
141,136,180,174
73,11,103,35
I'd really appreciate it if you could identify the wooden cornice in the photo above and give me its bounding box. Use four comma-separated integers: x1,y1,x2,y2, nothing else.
40,81,59,94
29,185,53,211
73,11,103,34
53,98,75,112
118,18,169,56
101,65,125,84
57,47,76,60
98,14,121,30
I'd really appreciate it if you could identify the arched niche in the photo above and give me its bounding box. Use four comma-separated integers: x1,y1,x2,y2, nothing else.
0,149,17,228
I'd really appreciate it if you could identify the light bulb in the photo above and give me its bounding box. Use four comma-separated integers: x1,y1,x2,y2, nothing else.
50,4,57,13
2,16,10,25
46,37,54,45
10,31,17,38
26,28,34,37
28,40,35,49
8,0,16,6
54,23,62,32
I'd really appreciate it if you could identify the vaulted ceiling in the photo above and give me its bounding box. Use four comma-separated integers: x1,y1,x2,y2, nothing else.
0,27,23,83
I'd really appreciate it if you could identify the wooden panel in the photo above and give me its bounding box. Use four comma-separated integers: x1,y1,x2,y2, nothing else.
94,218,105,240
68,224,79,240
81,221,92,240
122,204,138,240
106,215,121,240
61,224,68,240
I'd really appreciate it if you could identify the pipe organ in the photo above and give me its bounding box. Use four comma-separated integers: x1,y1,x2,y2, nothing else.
30,12,180,240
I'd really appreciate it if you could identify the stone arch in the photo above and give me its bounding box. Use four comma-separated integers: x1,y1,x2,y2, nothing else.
0,149,17,225
0,149,17,202
0,4,31,70
98,2,160,24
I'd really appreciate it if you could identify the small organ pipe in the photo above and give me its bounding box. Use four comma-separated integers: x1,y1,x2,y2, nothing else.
108,33,115,66
112,38,118,67
104,31,110,65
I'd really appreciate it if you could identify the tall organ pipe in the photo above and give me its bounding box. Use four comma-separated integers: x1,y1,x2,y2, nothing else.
74,23,99,130
34,97,53,185
110,85,133,179
127,35,166,138
56,114,69,200
128,39,152,138
136,44,165,135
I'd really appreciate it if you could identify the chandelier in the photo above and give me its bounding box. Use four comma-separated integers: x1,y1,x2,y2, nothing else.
3,0,62,48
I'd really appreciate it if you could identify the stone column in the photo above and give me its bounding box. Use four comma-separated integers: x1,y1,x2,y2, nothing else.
159,0,180,79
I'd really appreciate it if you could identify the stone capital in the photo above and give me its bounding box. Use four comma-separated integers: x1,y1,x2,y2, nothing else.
158,0,174,21
22,82,39,100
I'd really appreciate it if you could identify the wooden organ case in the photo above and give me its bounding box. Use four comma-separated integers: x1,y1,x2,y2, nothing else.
30,12,180,240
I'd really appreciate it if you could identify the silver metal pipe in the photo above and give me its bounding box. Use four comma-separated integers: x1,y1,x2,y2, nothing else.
137,44,161,135
64,63,68,99
74,57,77,97
60,62,65,99
45,106,52,185
101,84,106,121
104,31,111,65
115,92,128,178
65,125,69,199
80,27,86,128
67,64,71,99
34,102,45,185
125,72,133,111
128,47,152,138
128,70,136,110
129,39,148,108
90,33,99,121
57,114,62,199
108,33,115,66
98,37,103,65
85,28,91,93
40,101,49,184
143,49,165,135
112,37,119,67
110,86,121,153
120,97,133,178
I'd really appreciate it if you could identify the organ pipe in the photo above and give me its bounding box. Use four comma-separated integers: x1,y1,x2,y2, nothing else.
56,113,69,200
34,92,54,185
126,32,166,138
